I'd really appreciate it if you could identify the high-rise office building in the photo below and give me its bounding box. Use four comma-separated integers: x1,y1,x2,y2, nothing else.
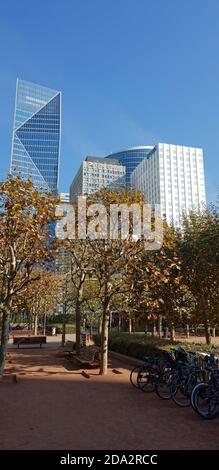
55,192,71,273
70,156,125,201
59,192,70,203
55,192,70,239
10,79,61,194
131,143,206,226
105,146,153,189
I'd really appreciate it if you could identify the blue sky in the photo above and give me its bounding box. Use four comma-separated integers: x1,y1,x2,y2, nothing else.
0,0,218,202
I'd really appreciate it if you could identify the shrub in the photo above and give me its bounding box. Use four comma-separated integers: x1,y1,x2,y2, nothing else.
93,332,219,359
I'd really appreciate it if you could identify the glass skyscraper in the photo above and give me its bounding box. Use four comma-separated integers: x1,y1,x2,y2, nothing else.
10,79,61,194
105,146,153,189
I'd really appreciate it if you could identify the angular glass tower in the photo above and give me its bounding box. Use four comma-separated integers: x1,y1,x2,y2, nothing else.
10,79,61,194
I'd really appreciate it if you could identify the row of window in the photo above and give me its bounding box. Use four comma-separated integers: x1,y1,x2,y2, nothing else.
17,125,60,133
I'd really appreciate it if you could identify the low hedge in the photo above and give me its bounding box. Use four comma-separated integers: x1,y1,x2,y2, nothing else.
93,332,219,359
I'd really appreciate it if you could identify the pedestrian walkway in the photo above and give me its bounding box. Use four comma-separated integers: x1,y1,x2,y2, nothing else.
0,340,218,450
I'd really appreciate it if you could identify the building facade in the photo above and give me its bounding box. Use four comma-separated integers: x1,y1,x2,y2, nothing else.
55,192,70,239
59,192,70,203
70,156,125,201
131,143,206,226
105,146,153,189
55,192,71,273
10,78,61,194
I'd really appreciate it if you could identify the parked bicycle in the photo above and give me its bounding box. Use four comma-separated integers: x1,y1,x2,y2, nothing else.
130,346,219,420
130,355,166,393
191,356,219,419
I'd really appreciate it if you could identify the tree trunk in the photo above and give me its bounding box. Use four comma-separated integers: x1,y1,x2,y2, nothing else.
204,321,212,345
98,317,102,335
212,327,216,338
118,313,121,332
158,316,162,338
75,299,81,356
128,315,132,333
109,311,112,332
200,296,211,345
99,302,110,375
0,307,10,378
186,324,190,338
164,326,169,338
170,323,175,341
34,314,38,336
152,323,157,337
61,305,66,348
43,314,47,336
75,283,84,355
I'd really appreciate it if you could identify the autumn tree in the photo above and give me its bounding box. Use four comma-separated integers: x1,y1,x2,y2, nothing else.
62,241,93,355
80,279,101,335
87,188,147,375
17,270,62,335
122,220,184,339
0,176,58,377
57,273,74,347
180,206,219,344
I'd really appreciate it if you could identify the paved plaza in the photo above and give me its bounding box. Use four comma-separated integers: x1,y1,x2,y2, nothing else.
0,337,218,450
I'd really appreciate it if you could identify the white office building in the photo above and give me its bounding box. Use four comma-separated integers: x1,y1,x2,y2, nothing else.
55,192,70,238
59,192,70,203
70,156,125,201
55,192,71,272
131,143,206,226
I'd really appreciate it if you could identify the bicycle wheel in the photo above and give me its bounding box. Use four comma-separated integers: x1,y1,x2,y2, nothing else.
155,370,173,400
192,383,219,419
137,367,157,393
190,377,203,411
191,382,198,411
130,366,141,388
170,376,192,407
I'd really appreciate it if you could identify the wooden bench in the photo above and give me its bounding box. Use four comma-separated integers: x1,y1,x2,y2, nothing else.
75,346,100,368
13,336,47,349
